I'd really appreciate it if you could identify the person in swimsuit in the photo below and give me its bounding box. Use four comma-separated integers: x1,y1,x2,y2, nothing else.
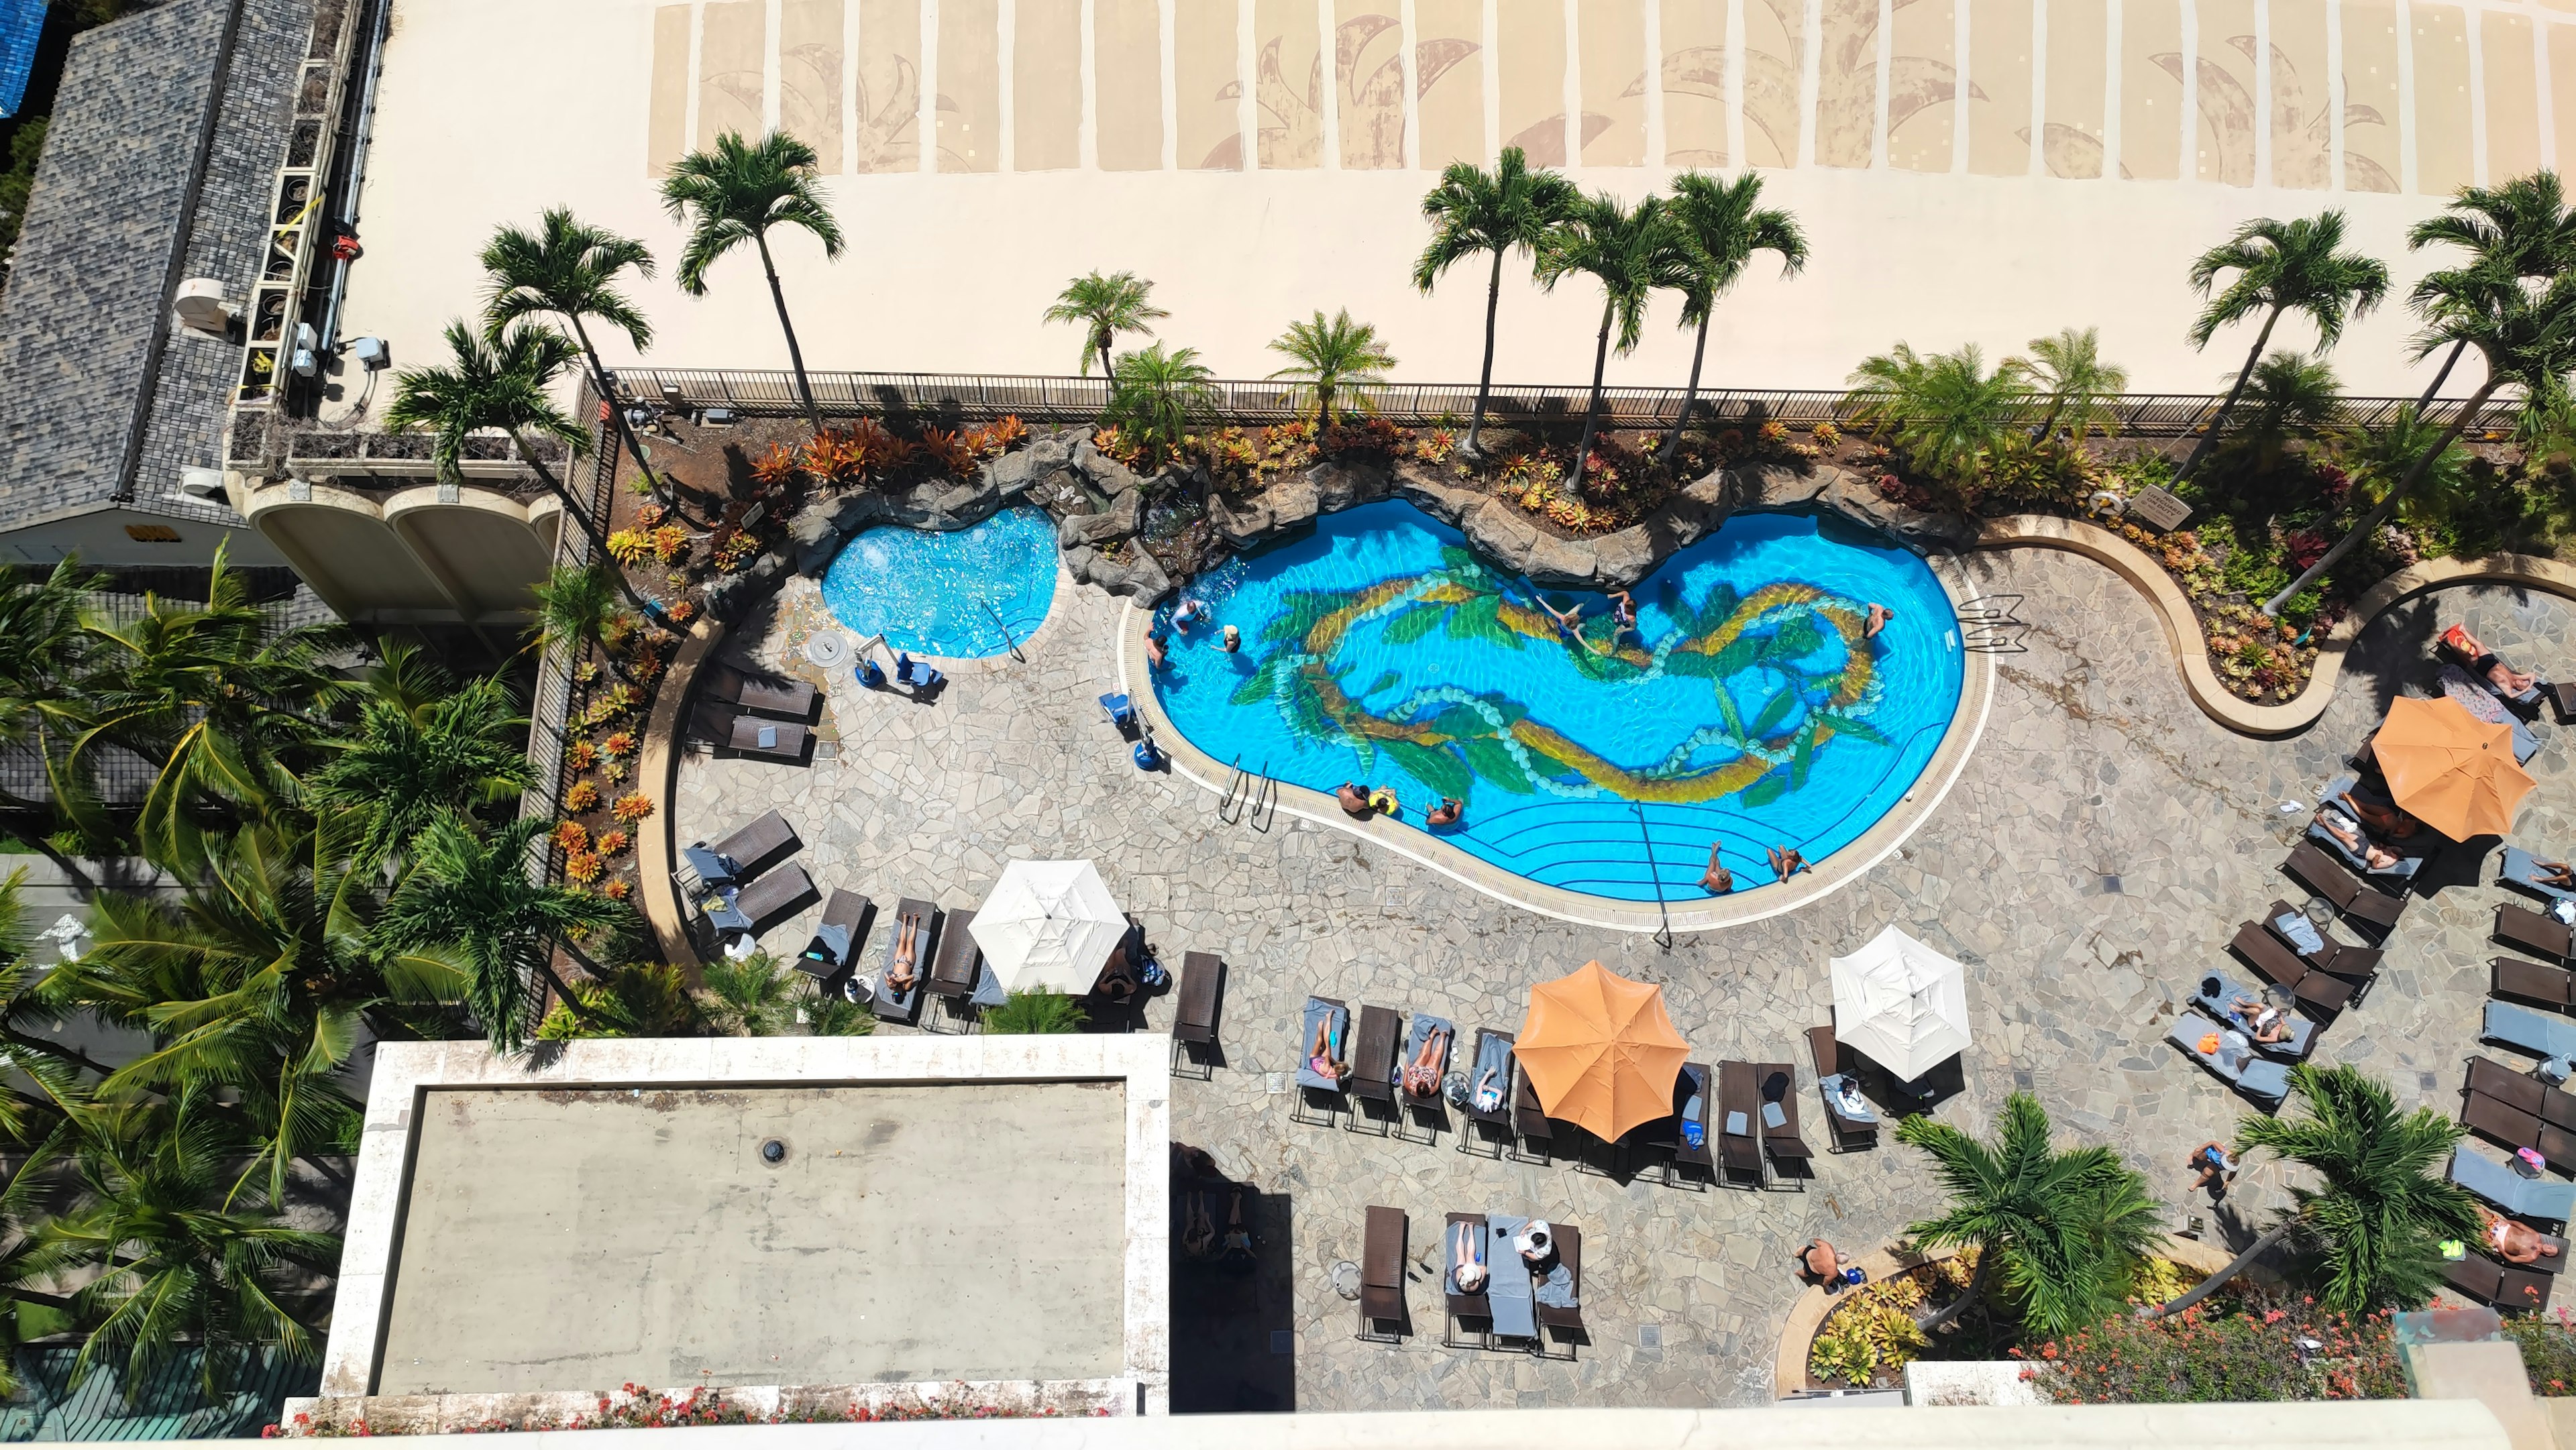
1426,797,1463,827
1146,631,1168,669
2315,807,2403,871
1220,1189,1255,1260
1220,624,1242,653
1401,1025,1451,1097
1865,604,1894,638
887,915,922,993
2449,625,2540,695
1182,1192,1220,1259
2338,788,2420,840
1700,845,1734,895
2188,1141,2238,1201
1470,1064,1505,1113
1336,782,1373,819
1451,1222,1489,1292
2226,995,2293,1044
2485,1207,2561,1266
1173,598,1206,632
1799,1239,1847,1286
1768,845,1810,881
1307,1015,1346,1084
2534,860,2576,890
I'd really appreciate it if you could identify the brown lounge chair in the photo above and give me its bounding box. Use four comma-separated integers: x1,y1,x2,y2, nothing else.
1442,1212,1491,1349
732,861,818,936
1359,1205,1406,1340
2463,1056,2576,1144
1757,1060,1813,1184
1346,1005,1401,1131
726,715,812,763
794,889,873,985
925,906,981,999
1807,1025,1878,1152
696,809,800,885
2229,920,2356,1015
2459,1085,2576,1176
2286,840,2405,932
1671,1062,1714,1180
708,663,819,722
2500,903,2575,963
1534,1223,1583,1337
1173,951,1224,1056
2445,1251,2553,1312
2495,956,2576,1009
2262,899,2383,985
1717,1061,1763,1188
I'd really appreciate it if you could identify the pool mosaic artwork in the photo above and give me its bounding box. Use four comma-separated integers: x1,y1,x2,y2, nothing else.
1150,503,1965,901
820,507,1059,659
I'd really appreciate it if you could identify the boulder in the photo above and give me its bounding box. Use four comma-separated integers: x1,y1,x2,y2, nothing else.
1069,539,1173,605
1461,500,1541,577
1207,492,1273,545
704,551,790,623
1072,439,1144,497
1741,461,1832,510
1590,527,1658,589
1523,528,1599,587
787,489,890,575
1059,487,1144,547
1267,473,1322,532
1305,459,1388,513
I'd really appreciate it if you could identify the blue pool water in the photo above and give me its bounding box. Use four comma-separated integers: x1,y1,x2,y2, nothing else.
1150,502,1964,901
820,507,1059,659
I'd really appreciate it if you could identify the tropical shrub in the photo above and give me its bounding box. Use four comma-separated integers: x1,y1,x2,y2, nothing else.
2504,1309,2576,1394
2019,1296,2406,1403
983,989,1087,1035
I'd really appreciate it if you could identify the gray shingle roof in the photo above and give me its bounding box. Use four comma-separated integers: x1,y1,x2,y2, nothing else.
0,0,314,535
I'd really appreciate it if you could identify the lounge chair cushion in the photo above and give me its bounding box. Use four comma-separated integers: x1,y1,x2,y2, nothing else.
2489,1000,2576,1061
2454,1148,2576,1223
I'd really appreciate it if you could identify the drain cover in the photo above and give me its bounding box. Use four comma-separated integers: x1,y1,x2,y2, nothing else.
803,631,851,668
759,1138,787,1164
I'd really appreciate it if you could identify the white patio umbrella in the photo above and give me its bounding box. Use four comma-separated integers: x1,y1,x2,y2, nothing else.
1827,924,1972,1083
969,859,1128,993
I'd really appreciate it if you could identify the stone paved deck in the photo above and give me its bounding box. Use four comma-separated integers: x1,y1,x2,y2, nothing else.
673,549,2576,1412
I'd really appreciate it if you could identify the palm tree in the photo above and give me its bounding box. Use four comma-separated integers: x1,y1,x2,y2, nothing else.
1655,172,1807,469
660,130,844,436
54,814,462,1206
2221,351,2344,481
799,979,877,1036
1044,271,1167,378
2346,403,2475,531
538,962,704,1040
378,814,630,1053
1103,342,1216,463
1267,309,1397,427
308,646,529,871
1896,1093,2163,1340
2022,327,2130,446
525,561,634,670
1844,343,2030,499
2404,173,2576,402
18,1095,335,1396
0,558,105,877
1536,191,1669,488
480,209,671,508
2175,211,2390,485
65,546,350,871
696,950,798,1036
1412,147,1580,457
2265,263,2576,612
385,321,615,563
2147,1064,2480,1318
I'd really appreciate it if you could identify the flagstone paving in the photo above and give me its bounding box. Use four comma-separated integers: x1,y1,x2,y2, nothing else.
672,548,2576,1411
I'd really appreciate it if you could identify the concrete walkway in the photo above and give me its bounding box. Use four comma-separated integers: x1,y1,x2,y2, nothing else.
675,549,2576,1410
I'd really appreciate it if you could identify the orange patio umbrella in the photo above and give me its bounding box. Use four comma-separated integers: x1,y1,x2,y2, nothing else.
1512,960,1690,1141
2373,695,2536,841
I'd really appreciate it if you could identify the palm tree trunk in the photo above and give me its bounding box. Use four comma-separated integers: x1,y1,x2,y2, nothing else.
566,316,708,530
508,431,675,632
539,936,607,1028
2031,397,2066,443
1576,300,1613,492
2173,307,2284,486
1663,314,1713,471
1917,1246,1995,1334
757,233,826,437
1098,335,1115,381
2261,377,2500,614
1466,249,1505,459
2418,339,2469,406
2139,1221,2295,1319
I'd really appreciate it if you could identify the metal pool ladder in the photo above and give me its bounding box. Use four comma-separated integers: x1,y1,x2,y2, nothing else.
1220,759,1279,831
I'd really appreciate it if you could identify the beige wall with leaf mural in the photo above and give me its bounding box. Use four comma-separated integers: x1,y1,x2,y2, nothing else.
341,0,2576,410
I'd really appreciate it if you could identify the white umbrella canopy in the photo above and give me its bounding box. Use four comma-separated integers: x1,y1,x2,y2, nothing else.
1828,924,1972,1083
970,860,1128,993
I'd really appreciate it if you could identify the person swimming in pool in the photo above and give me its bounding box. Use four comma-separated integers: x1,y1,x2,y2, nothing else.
1768,846,1810,881
1337,782,1373,818
1146,630,1169,669
1532,591,1614,657
1865,604,1894,638
1426,797,1462,827
1173,598,1207,632
1220,624,1242,653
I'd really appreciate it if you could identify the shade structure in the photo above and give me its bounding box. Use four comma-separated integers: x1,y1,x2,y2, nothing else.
1511,960,1690,1141
969,860,1126,993
1829,925,1972,1083
2373,695,2536,841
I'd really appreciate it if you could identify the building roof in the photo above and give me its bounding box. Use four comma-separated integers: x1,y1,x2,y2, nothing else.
0,0,311,537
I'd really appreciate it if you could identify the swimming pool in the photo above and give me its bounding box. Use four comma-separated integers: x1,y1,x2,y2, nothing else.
1148,502,1964,902
819,507,1059,659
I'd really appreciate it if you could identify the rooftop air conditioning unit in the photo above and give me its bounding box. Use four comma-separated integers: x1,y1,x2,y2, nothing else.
178,468,228,502
174,279,231,337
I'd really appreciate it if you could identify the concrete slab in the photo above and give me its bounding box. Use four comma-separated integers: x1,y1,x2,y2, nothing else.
376,1082,1127,1394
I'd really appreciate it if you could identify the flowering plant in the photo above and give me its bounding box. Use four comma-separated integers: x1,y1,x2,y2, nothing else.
564,850,603,884
594,828,632,857
562,781,600,814
612,792,655,823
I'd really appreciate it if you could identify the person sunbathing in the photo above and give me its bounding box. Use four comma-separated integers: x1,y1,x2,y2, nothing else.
1470,1065,1505,1114
2226,995,2292,1044
2448,625,2541,695
2316,807,2404,871
1336,782,1374,819
1450,1225,1489,1293
887,915,922,993
1700,845,1735,895
1307,1016,1347,1085
2535,859,2576,890
2486,1207,2561,1266
1220,1189,1254,1261
1182,1192,1220,1260
1768,845,1810,881
1401,1025,1451,1097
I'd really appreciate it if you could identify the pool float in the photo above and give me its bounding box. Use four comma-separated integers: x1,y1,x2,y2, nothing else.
1366,789,1399,816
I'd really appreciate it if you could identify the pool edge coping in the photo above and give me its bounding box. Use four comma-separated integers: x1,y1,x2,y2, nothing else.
1116,548,1997,935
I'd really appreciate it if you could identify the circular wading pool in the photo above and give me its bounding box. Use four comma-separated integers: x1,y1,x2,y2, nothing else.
819,506,1059,659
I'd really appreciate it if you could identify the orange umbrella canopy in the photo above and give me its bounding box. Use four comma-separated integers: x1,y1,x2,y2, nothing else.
1512,960,1690,1141
2375,695,2537,840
